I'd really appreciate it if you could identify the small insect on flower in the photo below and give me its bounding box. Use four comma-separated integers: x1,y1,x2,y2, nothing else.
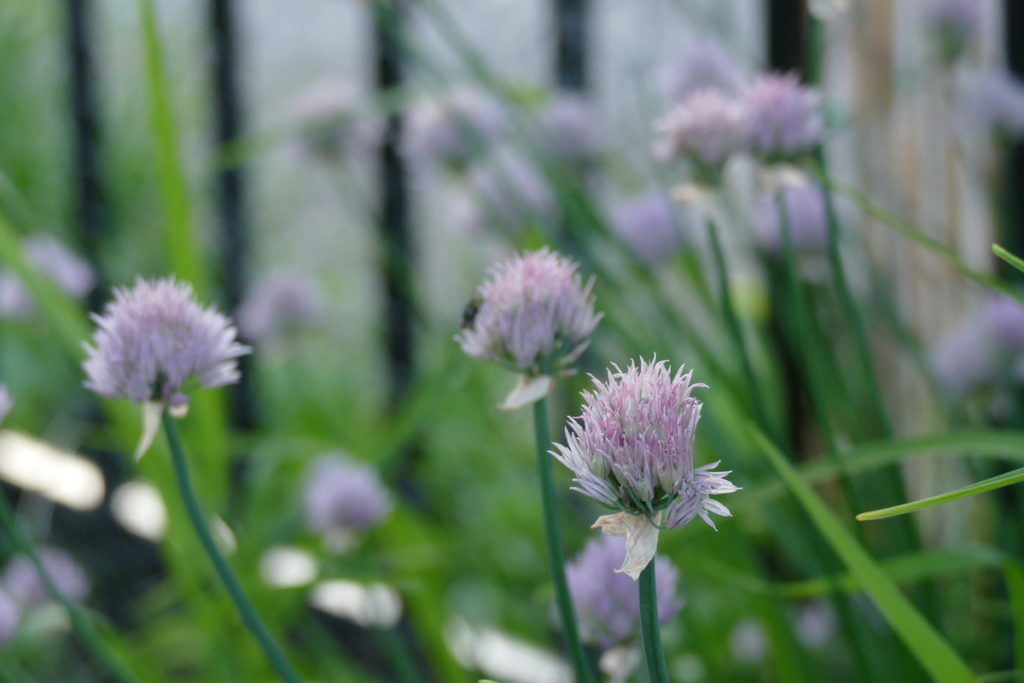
82,277,251,459
551,358,738,579
456,248,602,409
461,295,484,331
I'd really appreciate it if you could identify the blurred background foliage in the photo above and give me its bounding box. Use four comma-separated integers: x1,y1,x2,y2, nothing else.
1,0,1024,681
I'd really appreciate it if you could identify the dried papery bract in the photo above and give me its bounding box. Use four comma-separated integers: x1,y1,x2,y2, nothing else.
82,277,250,458
456,248,601,408
551,359,738,578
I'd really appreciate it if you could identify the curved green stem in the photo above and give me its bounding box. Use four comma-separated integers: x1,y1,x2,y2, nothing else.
0,492,136,683
161,412,301,683
638,560,670,683
532,398,595,683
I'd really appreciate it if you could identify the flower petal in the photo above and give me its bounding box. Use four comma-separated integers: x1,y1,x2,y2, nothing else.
134,401,164,462
498,374,552,411
591,512,660,581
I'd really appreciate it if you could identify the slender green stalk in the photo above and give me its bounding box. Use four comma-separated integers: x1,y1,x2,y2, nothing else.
532,398,595,683
705,218,771,433
0,493,136,683
638,560,670,683
161,412,301,683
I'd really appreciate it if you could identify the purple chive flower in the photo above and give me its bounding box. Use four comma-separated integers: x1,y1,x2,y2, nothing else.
2,548,89,609
0,235,95,319
538,92,601,165
465,149,557,233
655,90,750,181
984,295,1024,353
922,0,979,64
236,269,324,344
960,71,1024,141
406,86,506,168
755,184,829,253
610,192,688,265
657,40,747,102
551,359,737,527
0,590,17,645
82,277,251,408
0,384,11,425
744,73,823,160
290,81,382,159
931,318,1000,397
304,455,393,534
456,248,602,374
566,535,682,649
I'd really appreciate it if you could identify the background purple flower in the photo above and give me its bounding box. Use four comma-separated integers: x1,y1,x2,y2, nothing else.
2,548,89,609
289,81,382,159
566,535,682,649
406,86,506,168
744,74,823,160
960,70,1024,141
464,148,557,234
984,295,1024,353
922,0,980,64
655,90,750,175
0,591,18,646
304,455,393,534
610,191,688,265
83,277,251,407
236,269,324,344
756,184,829,253
0,235,95,319
657,39,747,102
456,248,601,373
538,92,601,165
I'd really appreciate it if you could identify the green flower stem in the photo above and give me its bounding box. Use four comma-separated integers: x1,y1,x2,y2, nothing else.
161,412,301,683
532,397,595,683
638,559,670,683
0,491,136,683
706,218,771,434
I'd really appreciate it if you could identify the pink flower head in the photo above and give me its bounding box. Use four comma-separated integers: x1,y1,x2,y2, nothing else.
551,358,737,528
744,73,823,160
456,248,602,374
655,90,750,182
566,535,682,648
83,277,251,407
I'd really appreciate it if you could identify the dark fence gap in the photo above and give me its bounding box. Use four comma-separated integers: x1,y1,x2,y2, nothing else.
210,0,256,429
765,0,807,75
1001,0,1024,280
67,0,106,312
373,0,415,410
554,0,588,91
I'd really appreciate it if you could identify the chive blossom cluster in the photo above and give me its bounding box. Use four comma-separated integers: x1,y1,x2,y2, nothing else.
552,359,737,528
83,277,250,408
456,248,602,375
